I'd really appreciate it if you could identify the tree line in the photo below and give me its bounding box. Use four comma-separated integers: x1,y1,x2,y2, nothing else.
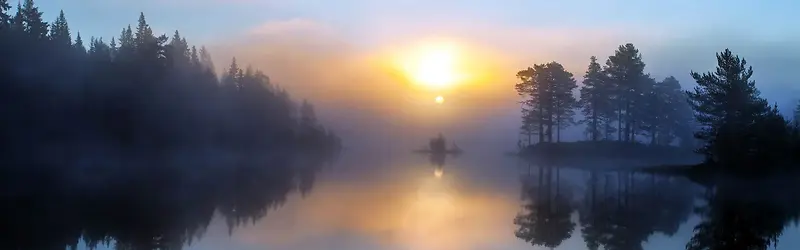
0,0,342,211
0,0,340,167
515,43,694,147
516,41,800,172
0,1,341,248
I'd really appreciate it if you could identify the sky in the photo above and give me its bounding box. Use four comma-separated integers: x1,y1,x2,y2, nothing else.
32,0,800,145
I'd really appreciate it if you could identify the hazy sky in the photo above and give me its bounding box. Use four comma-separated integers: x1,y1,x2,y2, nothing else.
34,0,800,144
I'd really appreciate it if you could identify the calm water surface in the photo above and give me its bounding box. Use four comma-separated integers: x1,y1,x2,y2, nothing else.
59,147,800,250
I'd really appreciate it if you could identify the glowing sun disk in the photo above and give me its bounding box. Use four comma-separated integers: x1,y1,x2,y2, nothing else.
402,43,461,89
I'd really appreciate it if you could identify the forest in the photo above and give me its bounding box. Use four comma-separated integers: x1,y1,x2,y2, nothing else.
515,43,800,174
0,0,341,172
0,1,341,249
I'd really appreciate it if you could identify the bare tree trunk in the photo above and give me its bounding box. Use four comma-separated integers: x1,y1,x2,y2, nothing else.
557,114,561,143
538,108,544,144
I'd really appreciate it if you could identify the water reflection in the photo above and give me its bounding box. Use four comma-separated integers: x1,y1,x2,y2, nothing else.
0,152,335,250
576,170,695,250
686,176,800,250
9,148,800,249
515,165,576,248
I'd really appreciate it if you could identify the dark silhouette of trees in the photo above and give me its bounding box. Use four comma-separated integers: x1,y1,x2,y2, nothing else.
604,44,648,142
580,56,615,141
577,171,695,250
685,177,800,250
516,62,577,144
520,44,696,152
640,76,694,145
515,166,576,249
49,10,69,45
552,62,579,142
686,49,792,169
0,2,341,249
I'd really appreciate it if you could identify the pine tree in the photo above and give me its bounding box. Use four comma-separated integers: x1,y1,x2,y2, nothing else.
10,2,22,31
579,56,609,141
223,57,240,89
686,49,774,165
168,30,190,67
549,62,578,142
199,46,215,72
21,0,46,39
48,10,70,46
605,43,647,142
73,32,85,54
109,37,117,59
190,46,200,67
134,12,154,49
640,76,662,144
117,26,134,60
0,0,10,29
659,76,692,145
516,65,547,144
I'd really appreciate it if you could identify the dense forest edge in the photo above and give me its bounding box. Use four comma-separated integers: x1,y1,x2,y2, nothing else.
0,1,340,249
515,42,800,176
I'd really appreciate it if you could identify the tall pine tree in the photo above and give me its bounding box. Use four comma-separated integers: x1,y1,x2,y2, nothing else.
21,0,46,39
48,10,70,46
604,43,647,142
579,56,611,141
73,32,85,54
686,49,776,166
516,65,548,144
549,62,578,142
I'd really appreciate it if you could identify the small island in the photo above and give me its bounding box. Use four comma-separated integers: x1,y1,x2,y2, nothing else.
514,46,800,176
414,133,463,155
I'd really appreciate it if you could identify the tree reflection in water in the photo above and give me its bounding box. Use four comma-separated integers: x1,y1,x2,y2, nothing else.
0,151,336,250
577,171,695,250
514,164,576,249
514,163,698,250
686,175,800,250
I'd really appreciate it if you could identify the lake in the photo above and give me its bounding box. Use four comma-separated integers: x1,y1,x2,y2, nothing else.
6,147,800,250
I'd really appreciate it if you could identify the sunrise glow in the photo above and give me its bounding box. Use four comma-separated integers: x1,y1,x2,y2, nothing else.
398,42,464,90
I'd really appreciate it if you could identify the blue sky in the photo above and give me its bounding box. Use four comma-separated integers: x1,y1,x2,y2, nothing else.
34,0,800,45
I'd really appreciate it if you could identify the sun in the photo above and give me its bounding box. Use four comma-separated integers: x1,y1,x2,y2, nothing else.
435,95,445,104
401,43,461,89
